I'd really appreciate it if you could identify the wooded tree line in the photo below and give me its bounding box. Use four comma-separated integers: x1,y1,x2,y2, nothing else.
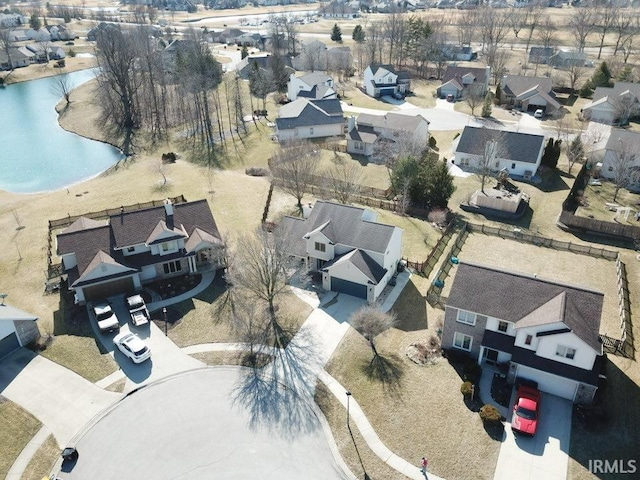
345,4,640,80
94,26,249,162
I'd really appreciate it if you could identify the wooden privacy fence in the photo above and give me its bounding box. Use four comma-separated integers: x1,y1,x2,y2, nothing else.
402,218,456,276
427,222,470,307
558,210,640,242
600,254,633,358
46,195,188,281
465,222,619,260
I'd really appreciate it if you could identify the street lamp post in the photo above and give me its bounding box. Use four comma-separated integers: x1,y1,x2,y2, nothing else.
346,390,352,427
163,307,167,336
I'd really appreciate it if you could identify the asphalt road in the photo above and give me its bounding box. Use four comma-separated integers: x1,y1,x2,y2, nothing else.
59,367,350,480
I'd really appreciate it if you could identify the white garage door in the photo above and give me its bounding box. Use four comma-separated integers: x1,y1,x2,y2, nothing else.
516,365,578,401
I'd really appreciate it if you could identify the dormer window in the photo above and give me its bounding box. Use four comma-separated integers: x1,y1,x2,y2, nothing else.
556,345,576,359
498,321,508,333
127,246,135,253
315,242,326,252
161,242,171,252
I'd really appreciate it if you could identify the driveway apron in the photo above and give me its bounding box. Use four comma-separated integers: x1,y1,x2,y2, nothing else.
0,349,119,447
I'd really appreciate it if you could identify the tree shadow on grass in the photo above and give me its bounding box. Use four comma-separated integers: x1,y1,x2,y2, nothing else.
532,169,572,193
362,354,405,394
392,280,427,332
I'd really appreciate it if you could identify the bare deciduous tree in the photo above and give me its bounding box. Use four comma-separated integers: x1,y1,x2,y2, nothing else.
226,227,294,350
350,306,397,358
569,6,596,53
324,153,364,204
464,84,485,117
607,136,640,202
456,9,478,47
0,26,14,74
537,15,556,49
474,131,505,193
51,72,72,106
299,40,326,72
270,140,320,211
567,62,587,92
478,6,511,68
596,3,619,60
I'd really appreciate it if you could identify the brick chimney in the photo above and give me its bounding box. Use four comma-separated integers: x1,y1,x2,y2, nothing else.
164,199,174,228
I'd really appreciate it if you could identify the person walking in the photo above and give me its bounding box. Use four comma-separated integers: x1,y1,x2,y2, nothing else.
421,457,429,474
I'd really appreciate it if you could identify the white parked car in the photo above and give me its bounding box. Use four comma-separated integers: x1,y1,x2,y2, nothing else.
93,303,120,334
113,332,151,363
534,109,544,118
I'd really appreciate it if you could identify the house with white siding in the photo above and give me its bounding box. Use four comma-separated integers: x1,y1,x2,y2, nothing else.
346,112,429,156
0,302,39,359
363,64,411,98
441,262,605,404
287,72,336,101
282,201,403,302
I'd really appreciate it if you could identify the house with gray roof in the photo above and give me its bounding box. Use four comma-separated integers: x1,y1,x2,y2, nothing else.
56,199,224,304
500,75,562,115
528,46,555,65
346,112,429,156
597,129,640,192
548,50,588,69
581,82,640,125
363,64,411,98
236,52,295,80
442,262,605,404
287,72,337,101
0,301,39,359
0,46,34,70
275,98,344,142
437,65,490,101
281,201,403,302
453,126,545,179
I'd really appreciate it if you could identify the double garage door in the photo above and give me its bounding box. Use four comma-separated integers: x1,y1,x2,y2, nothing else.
83,277,135,302
0,332,20,359
517,365,578,401
331,277,367,299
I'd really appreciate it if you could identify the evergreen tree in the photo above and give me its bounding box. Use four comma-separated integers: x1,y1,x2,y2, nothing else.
618,65,634,82
269,51,289,93
541,138,555,168
481,92,492,118
29,13,41,30
410,157,456,209
494,83,501,103
352,24,365,43
331,23,342,43
241,44,249,59
591,61,613,88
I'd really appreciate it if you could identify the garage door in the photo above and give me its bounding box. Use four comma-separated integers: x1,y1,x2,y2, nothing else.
331,277,367,299
0,332,20,359
83,277,135,302
379,88,395,96
516,365,578,401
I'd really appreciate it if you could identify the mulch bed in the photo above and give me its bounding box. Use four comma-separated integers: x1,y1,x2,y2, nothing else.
491,373,512,408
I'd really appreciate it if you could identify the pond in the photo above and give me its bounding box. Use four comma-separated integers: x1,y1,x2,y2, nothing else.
0,69,124,194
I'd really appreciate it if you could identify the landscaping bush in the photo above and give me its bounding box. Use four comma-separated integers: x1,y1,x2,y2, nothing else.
245,167,270,177
461,381,474,397
479,404,502,423
428,136,437,150
463,362,482,383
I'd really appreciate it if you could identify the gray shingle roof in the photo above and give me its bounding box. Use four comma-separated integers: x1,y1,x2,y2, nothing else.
442,66,488,86
604,129,640,152
323,249,387,284
57,200,222,282
447,262,604,352
281,200,399,256
276,98,344,130
368,63,396,76
502,75,553,97
455,126,545,164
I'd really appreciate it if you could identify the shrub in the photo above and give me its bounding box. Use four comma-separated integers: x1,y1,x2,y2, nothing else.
480,404,502,423
245,167,270,177
428,136,437,149
68,48,76,57
461,381,474,397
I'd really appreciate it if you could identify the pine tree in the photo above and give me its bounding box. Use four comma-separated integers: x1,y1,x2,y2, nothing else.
494,83,501,103
331,24,342,43
352,24,365,43
241,45,249,60
591,61,613,88
541,138,555,168
481,92,492,118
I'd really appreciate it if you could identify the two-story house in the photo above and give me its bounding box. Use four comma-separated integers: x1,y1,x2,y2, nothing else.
437,66,491,101
581,82,640,125
287,72,337,101
363,64,411,98
346,112,429,156
442,262,604,404
282,201,403,302
56,199,224,304
453,126,545,180
275,98,345,142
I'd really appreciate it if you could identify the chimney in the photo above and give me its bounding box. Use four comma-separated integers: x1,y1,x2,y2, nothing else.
164,199,174,227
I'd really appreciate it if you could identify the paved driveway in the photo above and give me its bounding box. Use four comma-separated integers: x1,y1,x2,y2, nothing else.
57,368,352,480
0,349,119,447
494,393,572,480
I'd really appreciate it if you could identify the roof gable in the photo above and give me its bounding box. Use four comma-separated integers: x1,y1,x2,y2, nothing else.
447,262,604,352
0,303,38,322
455,126,545,164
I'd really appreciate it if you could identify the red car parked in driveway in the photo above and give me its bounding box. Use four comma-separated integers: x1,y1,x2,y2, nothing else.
512,385,542,436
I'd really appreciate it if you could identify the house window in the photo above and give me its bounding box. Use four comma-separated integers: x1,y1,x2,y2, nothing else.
556,345,576,359
163,260,182,275
460,157,470,167
127,246,135,253
525,334,533,345
314,242,326,252
310,127,314,135
608,166,614,172
354,141,363,150
495,161,500,168
457,310,476,326
161,242,172,252
498,321,509,333
453,332,473,351
511,163,516,169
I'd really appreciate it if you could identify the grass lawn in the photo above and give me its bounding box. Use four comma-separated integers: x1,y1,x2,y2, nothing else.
22,434,59,480
340,80,396,111
324,327,501,480
404,79,438,108
0,399,42,479
575,181,640,224
167,279,313,348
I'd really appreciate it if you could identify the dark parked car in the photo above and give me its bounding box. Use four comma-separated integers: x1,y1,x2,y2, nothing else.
61,447,79,461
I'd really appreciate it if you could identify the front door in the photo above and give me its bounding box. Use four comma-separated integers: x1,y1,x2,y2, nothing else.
482,348,499,365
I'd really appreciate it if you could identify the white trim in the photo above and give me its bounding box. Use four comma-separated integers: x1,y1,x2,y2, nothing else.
453,332,473,351
457,309,477,326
